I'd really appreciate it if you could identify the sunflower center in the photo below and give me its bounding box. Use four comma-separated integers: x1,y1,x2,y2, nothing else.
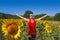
47,26,51,31
7,24,18,35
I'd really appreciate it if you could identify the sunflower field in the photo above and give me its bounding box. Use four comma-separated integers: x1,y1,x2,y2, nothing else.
0,19,60,40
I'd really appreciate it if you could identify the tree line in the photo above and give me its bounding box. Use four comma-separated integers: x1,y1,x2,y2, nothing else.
0,10,60,21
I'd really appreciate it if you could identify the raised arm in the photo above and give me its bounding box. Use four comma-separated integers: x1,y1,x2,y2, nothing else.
36,14,49,21
16,13,29,21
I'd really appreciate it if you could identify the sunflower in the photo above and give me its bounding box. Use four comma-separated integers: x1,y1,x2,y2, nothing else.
58,24,60,30
45,24,52,34
2,19,23,39
58,27,60,30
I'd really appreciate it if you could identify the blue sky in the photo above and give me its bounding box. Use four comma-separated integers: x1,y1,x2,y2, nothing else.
0,0,60,16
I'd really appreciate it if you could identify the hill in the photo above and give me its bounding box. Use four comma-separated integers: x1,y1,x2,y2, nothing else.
0,13,19,19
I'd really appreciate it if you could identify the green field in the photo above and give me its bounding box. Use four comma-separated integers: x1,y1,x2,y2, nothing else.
0,19,60,40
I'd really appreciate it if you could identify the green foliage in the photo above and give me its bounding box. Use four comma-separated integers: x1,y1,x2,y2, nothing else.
53,13,60,21
23,10,33,18
0,13,7,19
35,14,53,20
0,12,60,21
0,13,19,19
35,14,46,18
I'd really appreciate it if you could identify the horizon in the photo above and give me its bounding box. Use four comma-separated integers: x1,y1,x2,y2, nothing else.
0,0,60,16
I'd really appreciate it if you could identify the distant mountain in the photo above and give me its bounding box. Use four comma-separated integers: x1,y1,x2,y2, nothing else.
0,13,20,19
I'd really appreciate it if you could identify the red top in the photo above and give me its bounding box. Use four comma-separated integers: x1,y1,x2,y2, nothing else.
28,19,36,34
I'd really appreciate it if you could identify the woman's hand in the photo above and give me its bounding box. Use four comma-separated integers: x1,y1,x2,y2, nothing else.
36,14,50,21
16,13,28,21
16,13,19,16
46,14,50,16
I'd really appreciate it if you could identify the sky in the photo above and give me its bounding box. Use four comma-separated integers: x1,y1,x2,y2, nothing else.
0,0,60,16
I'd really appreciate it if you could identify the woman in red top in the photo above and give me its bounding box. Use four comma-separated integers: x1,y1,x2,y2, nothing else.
16,14,49,40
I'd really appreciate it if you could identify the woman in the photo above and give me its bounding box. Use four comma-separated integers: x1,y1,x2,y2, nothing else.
16,13,49,40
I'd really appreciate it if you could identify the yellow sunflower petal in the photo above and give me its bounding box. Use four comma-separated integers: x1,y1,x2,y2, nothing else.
45,24,52,34
2,19,23,39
